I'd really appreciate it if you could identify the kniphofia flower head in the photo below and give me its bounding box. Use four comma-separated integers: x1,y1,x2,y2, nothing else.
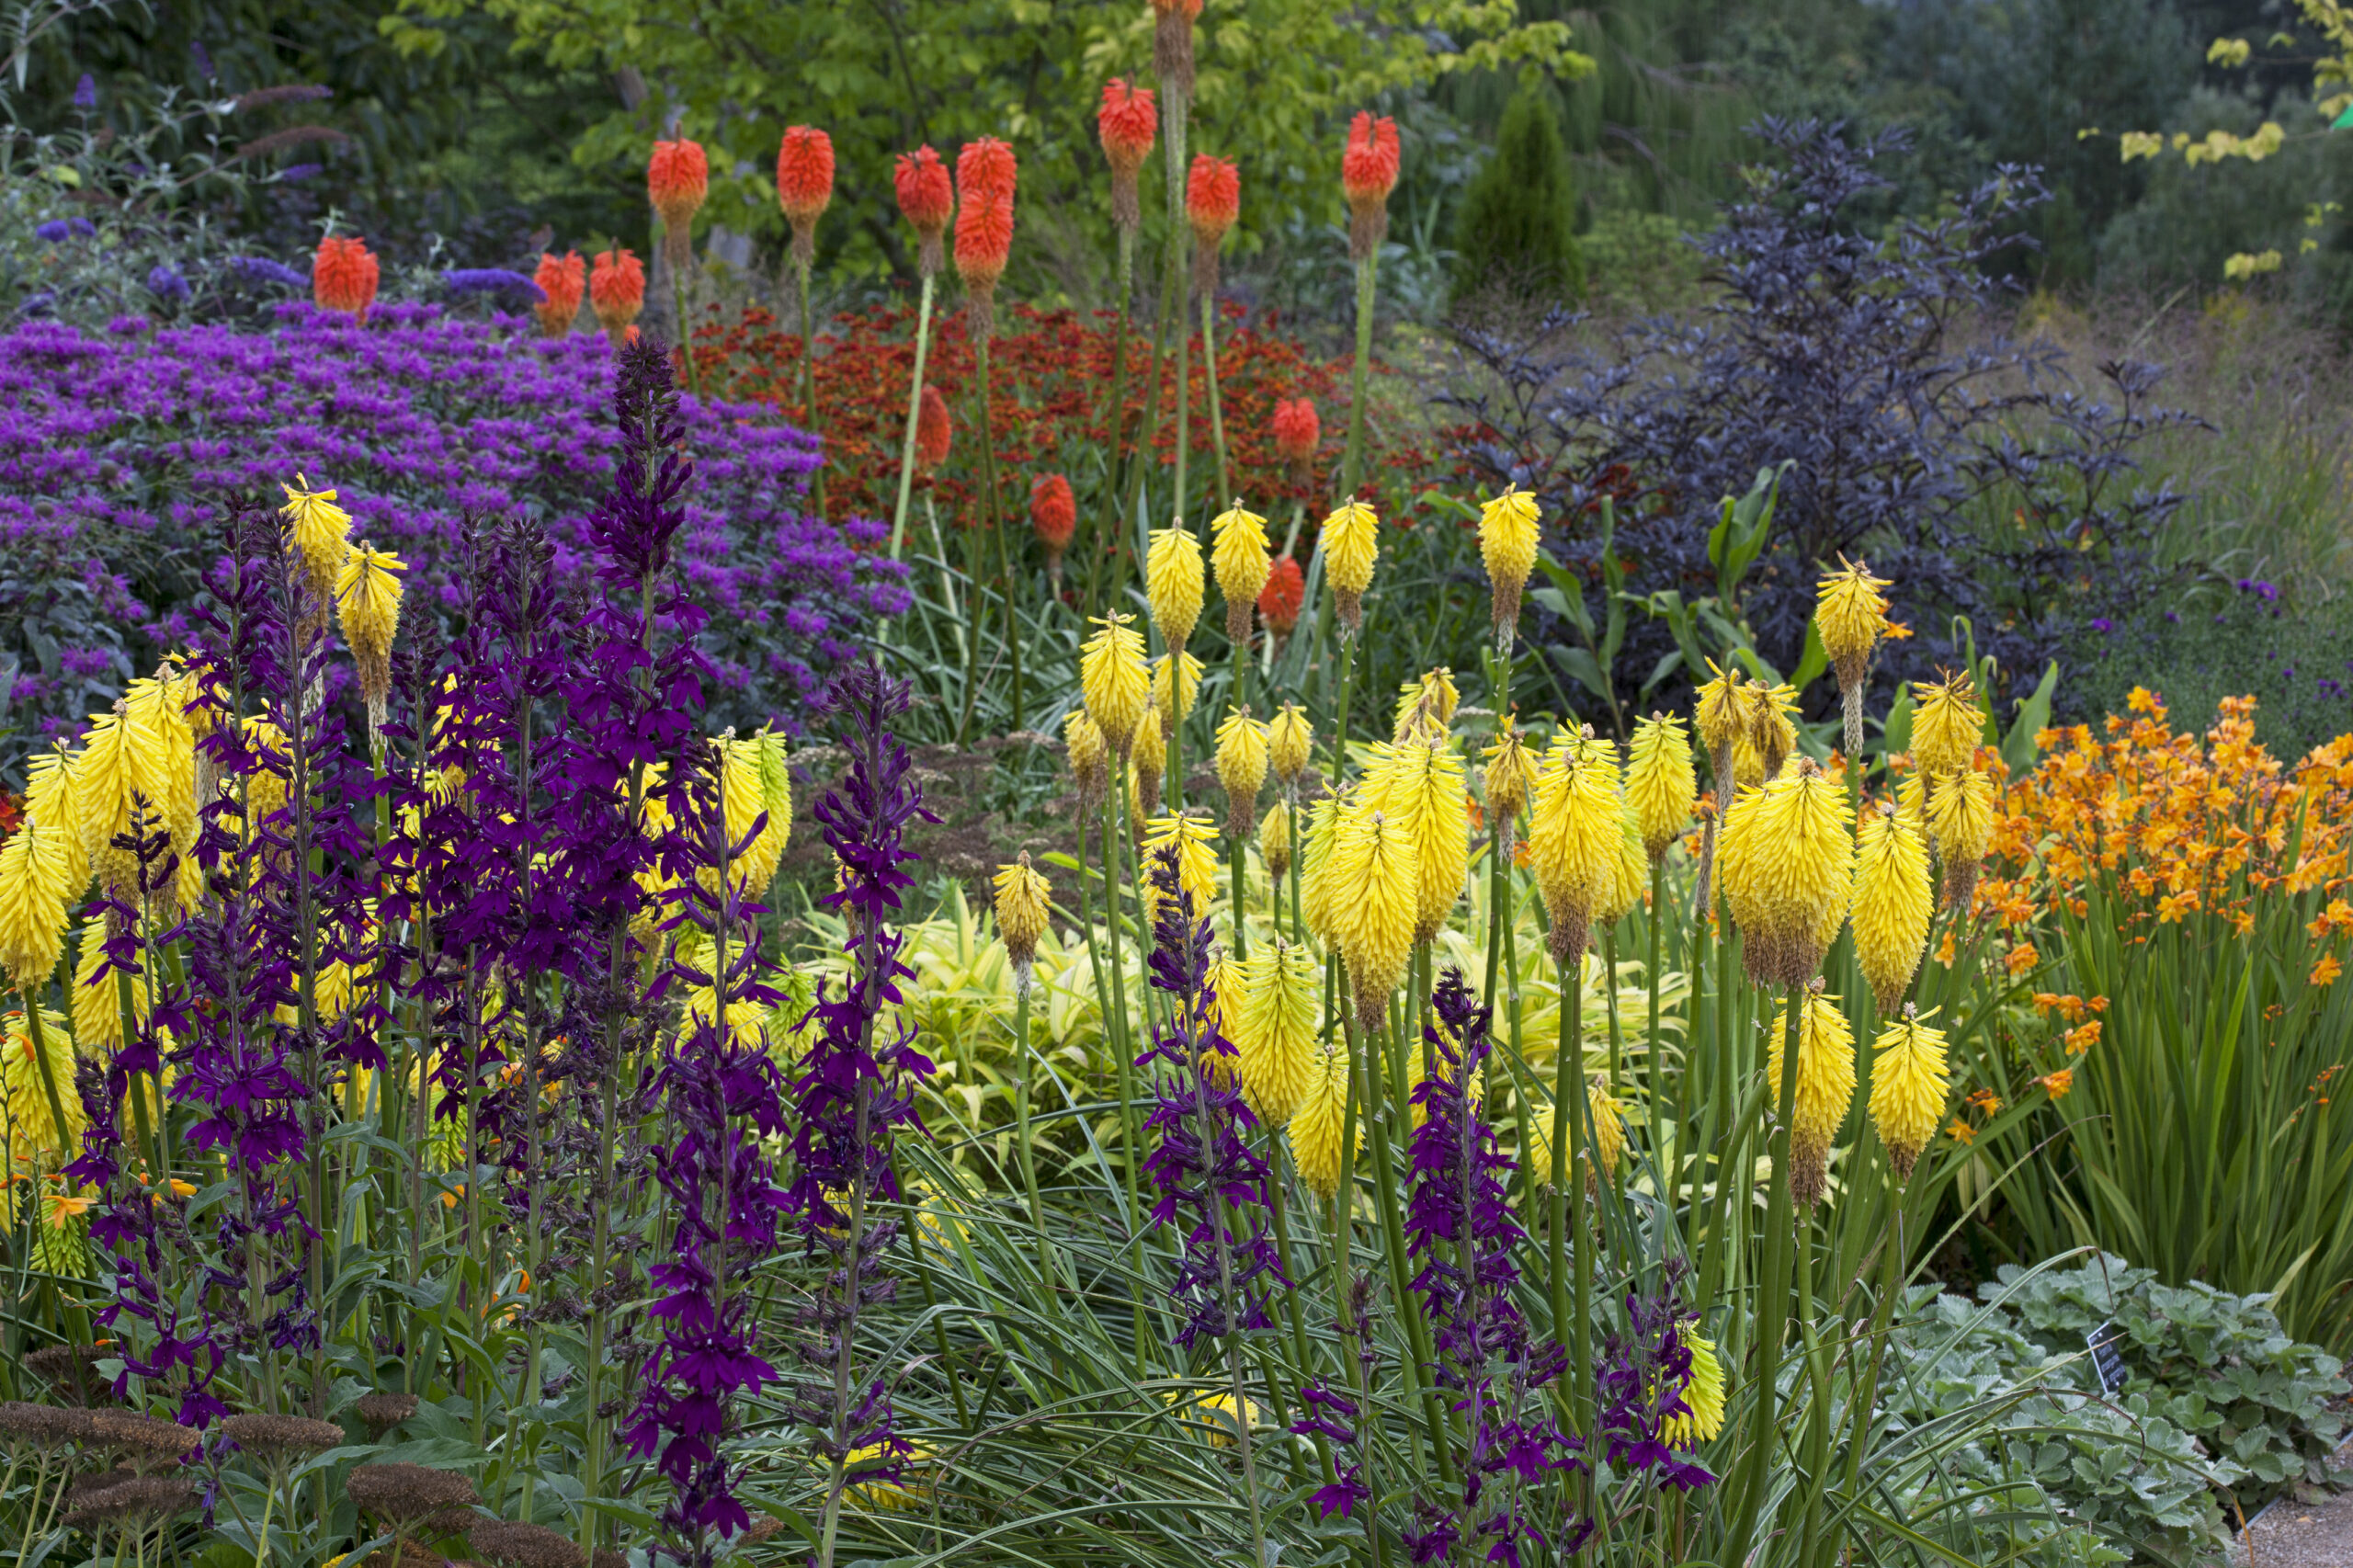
1271,396,1320,475
1927,767,1995,910
1391,667,1458,743
531,251,584,337
650,137,709,267
1717,756,1853,988
1693,660,1743,767
1815,557,1891,690
1211,501,1270,642
1768,986,1857,1207
1322,502,1379,636
1332,805,1418,1031
1375,740,1468,945
1851,800,1930,1013
1340,113,1401,260
1259,798,1291,881
1146,524,1204,649
1151,0,1202,96
1868,1006,1950,1179
1626,712,1696,859
1477,484,1542,640
1482,723,1539,854
954,137,1017,335
1288,1040,1358,1199
1214,708,1269,837
2,1006,80,1157
0,819,74,986
993,852,1052,993
1187,153,1240,291
1030,473,1076,584
313,234,378,318
1098,79,1157,232
1257,555,1304,642
335,540,406,736
1235,938,1319,1126
1912,670,1983,777
279,471,353,608
1152,651,1203,738
1063,709,1108,812
1528,733,1622,966
1663,1335,1728,1447
915,384,952,473
777,125,835,266
893,143,953,276
1140,812,1220,936
1131,706,1167,817
589,248,645,343
1267,702,1313,786
1081,613,1152,758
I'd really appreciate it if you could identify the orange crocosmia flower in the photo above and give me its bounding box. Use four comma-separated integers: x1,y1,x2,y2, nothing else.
1512,839,1533,868
46,1190,96,1227
1967,1087,2003,1114
2039,1068,2075,1098
2313,953,2343,987
2156,890,2200,924
2064,1020,2102,1054
2004,943,2040,977
1947,1119,1976,1145
1882,619,1914,641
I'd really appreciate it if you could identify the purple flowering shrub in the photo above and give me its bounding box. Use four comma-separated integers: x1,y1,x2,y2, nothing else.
0,301,907,765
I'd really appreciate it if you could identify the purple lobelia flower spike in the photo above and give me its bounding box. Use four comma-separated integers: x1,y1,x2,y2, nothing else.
1404,966,1588,1567
1594,1258,1718,1494
784,657,937,1568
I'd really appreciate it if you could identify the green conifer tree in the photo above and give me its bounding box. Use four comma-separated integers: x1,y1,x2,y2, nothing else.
1453,79,1585,303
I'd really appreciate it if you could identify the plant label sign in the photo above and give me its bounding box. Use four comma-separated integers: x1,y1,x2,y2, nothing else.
2086,1320,2129,1392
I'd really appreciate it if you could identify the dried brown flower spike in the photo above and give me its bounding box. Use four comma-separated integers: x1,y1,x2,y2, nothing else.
222,1413,347,1456
354,1392,421,1434
347,1460,479,1524
470,1518,586,1568
0,1400,96,1453
24,1345,110,1406
83,1409,200,1472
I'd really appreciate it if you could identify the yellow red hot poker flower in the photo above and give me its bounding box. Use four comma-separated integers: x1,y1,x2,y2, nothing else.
1331,803,1418,1031
1081,613,1152,758
1214,708,1269,838
1235,938,1318,1126
1147,524,1205,652
1912,670,1983,778
1626,712,1696,861
1210,501,1271,645
1288,1040,1358,1199
1768,986,1857,1208
1478,484,1542,642
1323,501,1379,637
1528,733,1623,967
1852,799,1931,1014
1718,757,1853,988
1927,767,1995,911
993,852,1052,993
1868,1006,1950,1179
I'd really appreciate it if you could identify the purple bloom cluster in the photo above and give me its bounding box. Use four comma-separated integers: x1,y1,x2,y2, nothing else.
1403,968,1584,1567
781,658,938,1515
1594,1261,1718,1494
1134,851,1285,1348
0,303,907,756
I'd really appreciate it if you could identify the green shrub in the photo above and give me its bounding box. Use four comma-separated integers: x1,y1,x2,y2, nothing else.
1452,79,1583,305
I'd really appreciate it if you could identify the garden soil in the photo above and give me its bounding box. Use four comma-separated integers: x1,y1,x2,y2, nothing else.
2231,1438,2353,1568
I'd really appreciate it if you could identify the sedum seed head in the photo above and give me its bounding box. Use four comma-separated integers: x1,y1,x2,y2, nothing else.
1867,1007,1950,1179
222,1413,347,1456
345,1460,478,1524
471,1518,586,1568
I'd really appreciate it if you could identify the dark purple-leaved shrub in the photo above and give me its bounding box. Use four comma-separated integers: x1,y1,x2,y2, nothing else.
1441,119,2197,724
0,301,907,768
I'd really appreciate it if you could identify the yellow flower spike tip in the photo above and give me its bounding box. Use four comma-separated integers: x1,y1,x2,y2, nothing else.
993,851,1053,994
1927,767,1996,911
1403,1027,1483,1131
1738,681,1799,782
1392,667,1460,743
335,540,408,733
1664,1332,1728,1447
1333,805,1419,1031
1894,767,1927,824
3,1006,82,1158
749,729,795,895
71,918,151,1054
1146,523,1206,651
1214,708,1270,838
120,672,198,843
71,699,174,902
1236,939,1319,1126
21,750,88,894
1267,702,1313,788
1063,709,1109,813
1717,758,1853,989
1480,722,1540,857
1868,1006,1951,1180
1201,950,1248,1086
0,818,75,988
278,472,354,608
1767,986,1857,1208
1814,557,1891,691
1131,708,1168,819
1381,741,1469,946
1289,1040,1360,1199
1322,501,1380,636
1210,500,1272,644
1260,799,1292,882
1300,790,1346,946
1152,650,1205,738
844,1441,935,1512
1597,801,1648,926
706,736,782,897
1527,735,1623,967
1625,712,1696,861
1080,613,1153,758
1851,800,1931,1014
1911,670,1984,777
1140,812,1222,932
1693,660,1744,767
1478,483,1543,640
1588,1075,1629,1187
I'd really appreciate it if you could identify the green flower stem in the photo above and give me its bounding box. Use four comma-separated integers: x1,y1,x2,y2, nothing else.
672,261,701,403
887,271,938,559
1104,766,1150,1376
1340,251,1379,501
1086,228,1137,619
1730,983,1809,1561
1327,631,1357,787
1012,980,1047,1276
797,253,824,519
974,333,1024,732
1358,1006,1458,1487
1201,290,1230,516
1647,859,1670,1206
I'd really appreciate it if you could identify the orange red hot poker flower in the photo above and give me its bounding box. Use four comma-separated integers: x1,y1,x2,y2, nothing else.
1031,473,1076,585
1341,113,1402,261
954,137,1017,337
590,248,644,344
313,235,379,319
1098,79,1157,233
893,144,953,277
1271,396,1319,482
648,137,708,269
532,251,584,338
778,125,835,266
1187,153,1240,294
914,384,952,474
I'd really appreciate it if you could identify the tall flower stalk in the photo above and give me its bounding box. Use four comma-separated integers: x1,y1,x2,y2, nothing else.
952,136,1022,740
1338,114,1399,503
791,660,936,1568
887,144,953,559
778,125,836,518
